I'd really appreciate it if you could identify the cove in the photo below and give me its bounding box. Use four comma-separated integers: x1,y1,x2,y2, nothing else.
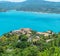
0,10,60,35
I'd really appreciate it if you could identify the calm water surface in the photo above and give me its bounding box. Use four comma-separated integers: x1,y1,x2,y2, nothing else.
0,10,60,35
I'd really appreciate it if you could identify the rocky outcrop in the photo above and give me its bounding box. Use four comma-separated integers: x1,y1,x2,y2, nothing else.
10,28,32,37
10,28,54,37
36,30,54,36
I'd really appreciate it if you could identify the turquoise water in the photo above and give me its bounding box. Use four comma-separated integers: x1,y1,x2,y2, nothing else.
0,10,60,35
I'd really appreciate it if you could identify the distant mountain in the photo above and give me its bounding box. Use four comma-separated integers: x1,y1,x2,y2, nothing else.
0,0,60,13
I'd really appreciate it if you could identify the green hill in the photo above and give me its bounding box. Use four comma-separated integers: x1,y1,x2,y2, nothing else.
0,28,60,56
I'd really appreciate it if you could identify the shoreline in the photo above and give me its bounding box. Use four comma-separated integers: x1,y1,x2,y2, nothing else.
1,10,60,15
15,10,60,15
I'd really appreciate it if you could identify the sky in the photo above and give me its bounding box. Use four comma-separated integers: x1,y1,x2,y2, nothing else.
45,0,60,2
0,0,60,2
0,0,26,2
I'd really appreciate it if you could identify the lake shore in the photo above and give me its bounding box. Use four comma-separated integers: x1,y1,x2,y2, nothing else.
2,10,60,15
15,10,60,15
15,10,60,14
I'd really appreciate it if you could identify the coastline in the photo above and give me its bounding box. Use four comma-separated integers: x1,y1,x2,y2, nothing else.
15,10,60,15
1,10,60,15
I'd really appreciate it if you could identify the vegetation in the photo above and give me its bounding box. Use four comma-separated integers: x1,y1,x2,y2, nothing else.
0,28,60,56
0,0,60,13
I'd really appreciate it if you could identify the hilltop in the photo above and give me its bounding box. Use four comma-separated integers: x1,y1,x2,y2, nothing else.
0,28,60,56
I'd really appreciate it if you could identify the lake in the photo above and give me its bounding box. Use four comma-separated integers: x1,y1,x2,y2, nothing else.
0,10,60,35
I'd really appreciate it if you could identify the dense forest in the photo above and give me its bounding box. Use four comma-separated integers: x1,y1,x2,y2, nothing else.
0,28,60,56
0,0,60,13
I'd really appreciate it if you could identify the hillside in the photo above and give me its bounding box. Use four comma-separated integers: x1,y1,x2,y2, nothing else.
0,0,60,13
0,28,60,56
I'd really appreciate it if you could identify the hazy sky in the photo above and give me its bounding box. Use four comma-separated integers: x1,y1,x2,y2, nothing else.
45,0,60,2
0,0,60,2
0,0,26,2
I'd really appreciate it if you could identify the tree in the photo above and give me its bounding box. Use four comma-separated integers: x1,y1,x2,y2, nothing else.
22,46,40,56
19,34,28,41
